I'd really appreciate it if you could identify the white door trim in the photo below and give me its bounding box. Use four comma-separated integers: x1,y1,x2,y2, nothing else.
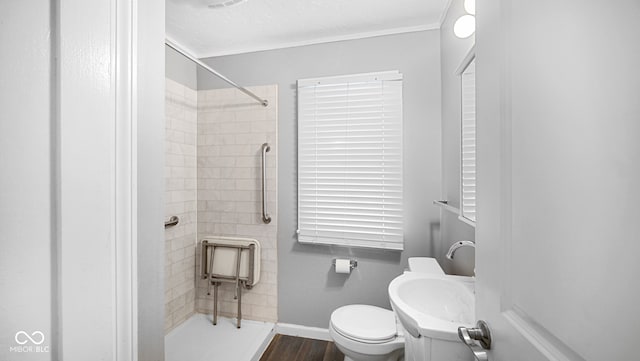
115,0,138,359
57,0,139,359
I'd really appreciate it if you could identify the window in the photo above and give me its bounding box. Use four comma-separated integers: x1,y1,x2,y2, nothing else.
460,58,476,224
297,71,404,250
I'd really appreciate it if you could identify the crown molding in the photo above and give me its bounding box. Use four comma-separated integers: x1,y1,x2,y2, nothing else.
164,35,201,60
191,23,441,59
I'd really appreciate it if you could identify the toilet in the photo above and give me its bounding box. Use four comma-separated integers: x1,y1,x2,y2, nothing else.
328,258,443,361
329,304,404,361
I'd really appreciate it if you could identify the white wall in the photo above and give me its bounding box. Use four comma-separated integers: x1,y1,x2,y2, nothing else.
198,31,442,327
439,0,476,276
0,1,55,359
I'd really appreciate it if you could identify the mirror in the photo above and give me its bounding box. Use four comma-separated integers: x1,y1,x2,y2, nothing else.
457,48,476,224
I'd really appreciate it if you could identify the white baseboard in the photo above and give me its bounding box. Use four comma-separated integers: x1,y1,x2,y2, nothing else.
275,323,332,341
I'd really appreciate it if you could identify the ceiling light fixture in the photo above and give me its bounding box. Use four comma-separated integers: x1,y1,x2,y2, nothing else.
454,0,476,39
207,0,248,9
464,0,475,15
454,15,476,39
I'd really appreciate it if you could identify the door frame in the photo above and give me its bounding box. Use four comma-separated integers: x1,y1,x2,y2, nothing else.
57,0,164,360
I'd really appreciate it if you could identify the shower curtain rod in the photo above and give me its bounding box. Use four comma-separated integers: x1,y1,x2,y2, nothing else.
165,39,268,107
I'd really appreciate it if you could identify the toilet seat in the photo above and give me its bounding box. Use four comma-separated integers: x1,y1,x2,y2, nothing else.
330,305,398,344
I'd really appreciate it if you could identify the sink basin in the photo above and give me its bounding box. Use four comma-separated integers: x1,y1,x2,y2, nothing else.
388,272,475,341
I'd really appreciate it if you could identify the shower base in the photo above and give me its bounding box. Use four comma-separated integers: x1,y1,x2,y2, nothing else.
165,313,275,361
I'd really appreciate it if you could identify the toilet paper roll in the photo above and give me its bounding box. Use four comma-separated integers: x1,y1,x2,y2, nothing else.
335,259,351,274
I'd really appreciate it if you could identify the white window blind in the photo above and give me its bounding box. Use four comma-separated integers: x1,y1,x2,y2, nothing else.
297,71,404,250
460,60,476,223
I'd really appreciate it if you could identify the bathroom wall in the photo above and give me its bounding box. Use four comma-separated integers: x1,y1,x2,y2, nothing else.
166,46,197,90
198,31,442,328
164,78,198,332
439,0,476,276
195,85,279,323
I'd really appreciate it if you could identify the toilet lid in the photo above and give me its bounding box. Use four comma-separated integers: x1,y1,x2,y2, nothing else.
331,305,397,343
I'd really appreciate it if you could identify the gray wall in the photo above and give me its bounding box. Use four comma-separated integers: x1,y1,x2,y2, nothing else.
166,46,197,89
199,31,442,327
0,1,55,359
439,0,475,276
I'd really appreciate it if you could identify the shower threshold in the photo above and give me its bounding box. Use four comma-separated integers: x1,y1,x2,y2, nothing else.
165,313,275,361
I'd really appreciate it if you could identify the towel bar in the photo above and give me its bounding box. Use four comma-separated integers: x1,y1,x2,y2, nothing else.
164,216,179,228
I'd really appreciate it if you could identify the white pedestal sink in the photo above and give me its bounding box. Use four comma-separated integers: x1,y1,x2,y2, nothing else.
388,272,475,361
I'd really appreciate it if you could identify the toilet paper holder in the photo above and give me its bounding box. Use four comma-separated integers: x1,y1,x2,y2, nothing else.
332,259,358,270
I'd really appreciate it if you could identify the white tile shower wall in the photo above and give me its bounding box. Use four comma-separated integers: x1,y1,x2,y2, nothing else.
164,78,198,333
196,85,278,323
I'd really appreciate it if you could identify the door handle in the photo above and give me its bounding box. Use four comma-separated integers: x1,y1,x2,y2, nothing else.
458,320,492,361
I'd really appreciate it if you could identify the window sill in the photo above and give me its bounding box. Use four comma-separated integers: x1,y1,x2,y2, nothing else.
433,200,476,228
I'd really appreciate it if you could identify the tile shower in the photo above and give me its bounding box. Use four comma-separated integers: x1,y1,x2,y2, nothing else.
195,85,278,323
164,79,198,332
164,80,278,334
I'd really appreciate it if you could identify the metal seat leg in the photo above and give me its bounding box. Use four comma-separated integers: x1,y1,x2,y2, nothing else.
237,283,242,328
234,249,242,328
213,282,218,325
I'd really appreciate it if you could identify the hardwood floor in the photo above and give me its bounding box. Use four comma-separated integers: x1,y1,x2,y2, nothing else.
259,334,344,361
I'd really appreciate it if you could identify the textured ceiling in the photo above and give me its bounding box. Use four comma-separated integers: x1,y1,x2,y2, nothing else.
167,0,450,58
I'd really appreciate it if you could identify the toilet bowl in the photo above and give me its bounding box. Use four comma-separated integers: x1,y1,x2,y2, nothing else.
329,305,404,361
328,258,442,361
